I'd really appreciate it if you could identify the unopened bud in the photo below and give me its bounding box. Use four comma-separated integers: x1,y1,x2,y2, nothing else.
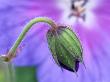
47,26,83,72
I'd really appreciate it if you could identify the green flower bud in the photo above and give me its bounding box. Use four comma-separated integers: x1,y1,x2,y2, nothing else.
46,26,83,72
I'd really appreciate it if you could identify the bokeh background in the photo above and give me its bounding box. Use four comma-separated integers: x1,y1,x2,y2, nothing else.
0,0,110,82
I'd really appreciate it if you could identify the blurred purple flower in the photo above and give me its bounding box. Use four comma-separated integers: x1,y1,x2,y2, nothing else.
0,0,110,82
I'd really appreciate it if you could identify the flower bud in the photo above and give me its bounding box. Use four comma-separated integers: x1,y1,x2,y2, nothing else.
46,26,83,72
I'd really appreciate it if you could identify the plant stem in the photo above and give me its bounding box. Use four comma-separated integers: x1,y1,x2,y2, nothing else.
5,17,57,62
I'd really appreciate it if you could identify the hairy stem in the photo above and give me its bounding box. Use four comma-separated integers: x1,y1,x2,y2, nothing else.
4,17,57,62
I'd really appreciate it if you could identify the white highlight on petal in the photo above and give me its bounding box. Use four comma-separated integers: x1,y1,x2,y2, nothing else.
57,0,102,30
82,0,102,29
81,11,97,29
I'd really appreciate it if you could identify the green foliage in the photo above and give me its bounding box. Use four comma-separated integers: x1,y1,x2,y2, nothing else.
15,66,37,82
0,61,37,82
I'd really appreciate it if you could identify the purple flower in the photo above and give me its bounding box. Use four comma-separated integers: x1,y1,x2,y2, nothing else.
0,0,110,82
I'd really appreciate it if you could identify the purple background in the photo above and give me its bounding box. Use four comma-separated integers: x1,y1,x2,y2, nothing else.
0,0,110,82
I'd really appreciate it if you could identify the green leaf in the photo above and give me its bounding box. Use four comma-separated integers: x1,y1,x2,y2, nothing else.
15,66,37,82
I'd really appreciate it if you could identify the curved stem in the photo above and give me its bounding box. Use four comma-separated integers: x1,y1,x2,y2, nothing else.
4,17,57,62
